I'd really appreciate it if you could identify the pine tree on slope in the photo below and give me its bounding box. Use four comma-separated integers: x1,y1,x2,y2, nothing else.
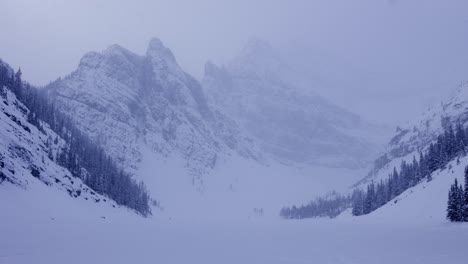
464,166,468,221
457,184,465,221
447,179,459,221
447,178,464,222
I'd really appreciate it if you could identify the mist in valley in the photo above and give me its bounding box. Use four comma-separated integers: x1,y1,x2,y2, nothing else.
1,1,468,263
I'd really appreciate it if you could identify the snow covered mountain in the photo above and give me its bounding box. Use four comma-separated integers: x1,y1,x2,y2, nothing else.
35,38,387,218
203,38,384,169
46,38,257,188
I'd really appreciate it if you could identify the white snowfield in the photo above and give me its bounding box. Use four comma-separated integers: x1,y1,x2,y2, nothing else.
1,153,468,264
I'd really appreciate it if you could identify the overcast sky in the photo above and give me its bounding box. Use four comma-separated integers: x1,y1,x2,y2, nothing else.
1,0,467,126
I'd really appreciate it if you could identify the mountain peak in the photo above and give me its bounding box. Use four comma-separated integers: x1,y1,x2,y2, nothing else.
227,37,288,82
146,37,179,70
147,37,165,52
104,44,130,54
146,38,174,58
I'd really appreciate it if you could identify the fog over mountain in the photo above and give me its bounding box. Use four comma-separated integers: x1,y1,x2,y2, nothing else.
2,0,468,125
1,1,468,264
203,38,386,168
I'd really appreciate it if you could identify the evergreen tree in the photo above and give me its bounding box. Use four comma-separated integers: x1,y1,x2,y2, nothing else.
455,123,466,155
447,179,459,221
419,151,428,179
363,182,376,214
13,68,22,99
411,155,420,185
464,166,468,221
428,143,440,173
352,189,364,216
456,183,465,221
447,178,464,222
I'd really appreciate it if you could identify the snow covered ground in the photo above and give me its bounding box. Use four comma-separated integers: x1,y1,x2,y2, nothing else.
2,154,468,264
136,146,367,221
1,79,467,263
1,188,467,264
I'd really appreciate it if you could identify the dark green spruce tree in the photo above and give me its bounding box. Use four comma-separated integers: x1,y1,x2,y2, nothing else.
464,166,468,221
447,178,464,222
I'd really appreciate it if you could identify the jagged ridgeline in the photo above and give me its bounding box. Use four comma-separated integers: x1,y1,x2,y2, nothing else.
0,60,151,216
281,123,468,219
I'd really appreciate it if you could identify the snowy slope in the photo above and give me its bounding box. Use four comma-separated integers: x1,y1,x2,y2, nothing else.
137,145,367,220
203,38,387,169
0,84,120,212
1,122,466,264
337,155,468,226
46,38,258,188
358,82,468,186
1,169,468,264
334,82,468,223
366,157,466,223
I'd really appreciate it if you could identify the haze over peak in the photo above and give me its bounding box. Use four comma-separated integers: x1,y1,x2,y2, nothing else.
240,37,274,57
203,39,387,169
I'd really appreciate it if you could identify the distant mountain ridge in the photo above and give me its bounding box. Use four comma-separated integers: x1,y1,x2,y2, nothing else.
203,38,384,169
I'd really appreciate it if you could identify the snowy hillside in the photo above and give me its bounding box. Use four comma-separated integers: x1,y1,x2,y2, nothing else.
329,155,468,229
1,159,467,264
0,84,119,211
280,82,468,221
203,38,387,169
324,83,468,223
359,82,468,186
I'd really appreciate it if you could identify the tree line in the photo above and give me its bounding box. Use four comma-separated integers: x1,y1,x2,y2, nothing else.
281,121,468,219
446,166,468,222
280,192,352,219
0,61,151,216
352,122,467,216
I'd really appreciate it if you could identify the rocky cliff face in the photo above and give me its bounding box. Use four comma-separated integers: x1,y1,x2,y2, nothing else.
203,38,381,169
47,38,257,185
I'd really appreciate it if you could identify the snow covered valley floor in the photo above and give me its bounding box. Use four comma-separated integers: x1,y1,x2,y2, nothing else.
1,207,467,264
3,145,468,264
2,177,468,264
